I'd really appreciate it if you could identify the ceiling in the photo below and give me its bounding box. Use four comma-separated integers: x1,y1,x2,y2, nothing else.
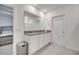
4,4,67,13
34,4,67,12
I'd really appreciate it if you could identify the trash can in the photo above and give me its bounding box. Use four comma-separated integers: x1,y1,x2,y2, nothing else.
17,41,28,55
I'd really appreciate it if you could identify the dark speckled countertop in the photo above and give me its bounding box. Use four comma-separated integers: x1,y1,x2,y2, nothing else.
24,30,51,36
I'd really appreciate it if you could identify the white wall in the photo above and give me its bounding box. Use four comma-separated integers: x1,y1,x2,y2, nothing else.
13,5,24,55
64,5,79,51
47,5,79,51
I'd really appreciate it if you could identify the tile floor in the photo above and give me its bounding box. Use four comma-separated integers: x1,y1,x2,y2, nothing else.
34,43,79,55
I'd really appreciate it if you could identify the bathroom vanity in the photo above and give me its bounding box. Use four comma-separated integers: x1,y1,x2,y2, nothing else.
24,7,51,54
24,30,51,55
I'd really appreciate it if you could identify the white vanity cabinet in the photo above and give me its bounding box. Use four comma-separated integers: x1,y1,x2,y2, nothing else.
39,34,45,48
39,33,51,49
28,35,40,54
25,32,51,55
43,33,51,46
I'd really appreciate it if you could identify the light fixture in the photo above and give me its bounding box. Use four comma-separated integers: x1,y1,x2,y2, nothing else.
43,9,47,12
33,4,38,6
32,4,38,7
24,16,28,23
40,11,44,17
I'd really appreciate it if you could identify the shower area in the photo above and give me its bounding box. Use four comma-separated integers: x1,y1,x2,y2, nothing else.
0,5,13,55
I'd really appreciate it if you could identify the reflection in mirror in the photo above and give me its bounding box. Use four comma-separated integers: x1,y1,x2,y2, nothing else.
0,4,13,55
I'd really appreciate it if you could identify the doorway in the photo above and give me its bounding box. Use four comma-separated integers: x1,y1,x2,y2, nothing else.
52,15,65,46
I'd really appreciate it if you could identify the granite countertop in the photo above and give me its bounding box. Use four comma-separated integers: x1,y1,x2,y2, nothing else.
24,30,51,36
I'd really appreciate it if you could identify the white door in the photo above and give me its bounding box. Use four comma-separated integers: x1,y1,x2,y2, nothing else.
53,15,64,45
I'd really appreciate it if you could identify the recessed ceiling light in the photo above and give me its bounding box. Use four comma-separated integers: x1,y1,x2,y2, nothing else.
32,4,38,7
43,9,47,12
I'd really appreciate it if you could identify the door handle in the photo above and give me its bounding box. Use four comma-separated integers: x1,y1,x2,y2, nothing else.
63,32,64,34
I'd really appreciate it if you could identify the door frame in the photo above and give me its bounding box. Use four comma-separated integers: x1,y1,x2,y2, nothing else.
51,14,64,43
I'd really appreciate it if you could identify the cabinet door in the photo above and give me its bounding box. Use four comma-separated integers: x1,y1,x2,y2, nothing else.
39,34,44,48
29,35,40,54
47,33,51,43
44,33,51,45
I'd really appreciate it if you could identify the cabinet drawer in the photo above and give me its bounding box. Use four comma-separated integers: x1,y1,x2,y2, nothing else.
29,35,40,54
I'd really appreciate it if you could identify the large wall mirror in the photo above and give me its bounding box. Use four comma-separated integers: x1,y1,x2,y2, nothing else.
0,4,13,55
